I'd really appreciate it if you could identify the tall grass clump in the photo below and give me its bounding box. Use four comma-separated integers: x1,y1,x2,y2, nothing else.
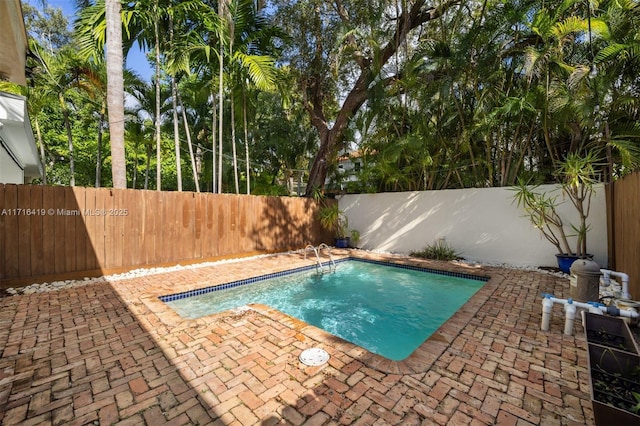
410,239,460,261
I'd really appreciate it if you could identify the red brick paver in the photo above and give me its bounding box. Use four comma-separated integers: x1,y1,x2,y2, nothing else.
0,251,593,424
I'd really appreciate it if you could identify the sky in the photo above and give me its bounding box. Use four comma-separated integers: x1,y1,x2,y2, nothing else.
27,0,153,82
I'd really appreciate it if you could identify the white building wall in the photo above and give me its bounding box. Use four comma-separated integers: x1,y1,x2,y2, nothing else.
0,144,24,184
339,184,608,269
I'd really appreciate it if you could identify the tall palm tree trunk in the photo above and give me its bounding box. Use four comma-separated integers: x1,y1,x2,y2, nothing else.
230,95,239,193
211,89,217,193
60,94,75,186
154,0,162,191
243,89,250,195
105,0,127,188
95,108,105,187
171,76,182,191
169,15,182,191
145,142,151,189
178,93,200,192
217,0,228,193
34,117,47,185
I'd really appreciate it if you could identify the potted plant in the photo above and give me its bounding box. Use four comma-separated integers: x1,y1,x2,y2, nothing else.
512,150,601,273
317,202,356,248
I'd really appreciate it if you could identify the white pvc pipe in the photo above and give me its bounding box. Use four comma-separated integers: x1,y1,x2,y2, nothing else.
600,269,631,299
541,297,554,331
564,302,576,335
540,293,640,336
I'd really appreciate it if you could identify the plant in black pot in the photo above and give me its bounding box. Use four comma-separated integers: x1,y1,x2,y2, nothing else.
512,150,601,273
317,202,355,248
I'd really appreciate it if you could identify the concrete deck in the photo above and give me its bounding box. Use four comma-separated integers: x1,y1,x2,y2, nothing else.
0,251,593,425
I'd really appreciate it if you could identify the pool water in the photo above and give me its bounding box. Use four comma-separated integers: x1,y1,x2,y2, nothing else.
164,260,486,360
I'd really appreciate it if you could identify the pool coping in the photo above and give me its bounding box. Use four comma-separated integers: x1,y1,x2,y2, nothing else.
139,251,502,374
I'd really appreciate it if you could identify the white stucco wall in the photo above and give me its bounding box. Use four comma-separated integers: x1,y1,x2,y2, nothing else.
0,144,24,184
339,184,608,269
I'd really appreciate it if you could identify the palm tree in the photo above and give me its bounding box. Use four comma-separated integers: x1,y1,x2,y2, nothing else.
105,0,127,188
30,42,80,186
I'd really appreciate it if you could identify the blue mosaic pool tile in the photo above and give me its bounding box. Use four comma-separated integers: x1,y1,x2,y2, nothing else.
158,256,488,303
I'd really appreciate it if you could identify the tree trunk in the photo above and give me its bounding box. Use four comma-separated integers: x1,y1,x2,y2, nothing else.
169,15,182,192
95,107,105,187
171,76,182,191
105,0,127,189
178,92,200,192
154,0,162,191
243,89,250,195
231,94,239,193
217,0,227,193
211,89,217,193
303,0,460,196
144,142,151,189
60,94,75,187
34,117,47,185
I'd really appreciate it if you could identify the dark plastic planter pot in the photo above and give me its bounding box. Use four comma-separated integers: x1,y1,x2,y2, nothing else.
556,254,579,273
334,237,349,248
556,253,593,274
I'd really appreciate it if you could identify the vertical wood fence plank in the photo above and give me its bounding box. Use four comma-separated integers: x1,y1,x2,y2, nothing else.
144,190,158,266
41,186,56,275
29,185,44,277
113,189,126,269
17,185,31,278
172,191,182,262
0,185,5,279
160,192,172,263
231,195,240,254
63,187,77,273
127,189,142,267
95,188,109,269
264,196,276,250
52,187,66,274
82,186,98,272
221,195,231,255
3,185,19,278
205,194,218,257
193,193,205,259
613,173,640,299
73,187,87,273
181,193,194,261
95,188,108,270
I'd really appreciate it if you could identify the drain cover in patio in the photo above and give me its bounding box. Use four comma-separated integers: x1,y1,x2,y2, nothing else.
299,348,329,366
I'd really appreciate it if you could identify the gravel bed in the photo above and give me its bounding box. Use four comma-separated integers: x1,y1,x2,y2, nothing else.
1,249,569,297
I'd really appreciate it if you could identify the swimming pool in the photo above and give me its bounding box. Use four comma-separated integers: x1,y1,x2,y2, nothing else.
161,259,487,360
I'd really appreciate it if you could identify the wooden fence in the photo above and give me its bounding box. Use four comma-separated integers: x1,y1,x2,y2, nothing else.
609,172,640,299
0,184,332,287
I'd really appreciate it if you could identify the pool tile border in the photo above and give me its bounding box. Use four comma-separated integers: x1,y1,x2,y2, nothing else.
158,256,489,303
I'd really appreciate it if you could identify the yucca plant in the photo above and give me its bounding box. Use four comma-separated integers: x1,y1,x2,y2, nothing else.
512,150,601,258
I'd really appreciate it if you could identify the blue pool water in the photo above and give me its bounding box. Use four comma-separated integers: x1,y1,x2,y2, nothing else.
163,260,486,360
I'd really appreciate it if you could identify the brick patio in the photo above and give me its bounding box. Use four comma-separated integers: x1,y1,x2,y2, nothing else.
0,251,594,425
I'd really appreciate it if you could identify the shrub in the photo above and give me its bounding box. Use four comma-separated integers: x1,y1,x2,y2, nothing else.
410,239,460,261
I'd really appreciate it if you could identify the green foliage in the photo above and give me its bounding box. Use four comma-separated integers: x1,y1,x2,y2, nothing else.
20,0,640,194
410,240,460,262
0,82,27,96
317,202,349,238
512,150,602,256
